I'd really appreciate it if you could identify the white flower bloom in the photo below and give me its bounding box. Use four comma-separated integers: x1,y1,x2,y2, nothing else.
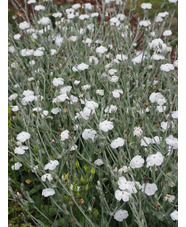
82,84,91,90
116,54,128,61
14,146,28,155
85,100,99,110
9,93,18,101
110,137,124,149
141,137,152,146
141,3,152,9
152,54,165,60
50,49,57,55
82,129,97,141
104,105,117,113
55,36,63,47
61,130,69,141
169,0,177,3
133,126,143,137
170,210,178,221
94,159,104,166
164,194,175,203
110,17,120,26
27,0,36,4
89,56,99,65
172,110,178,119
11,106,19,112
72,3,81,10
96,46,108,54
99,120,114,132
142,183,158,196
96,89,104,96
114,210,129,222
139,20,151,27
115,189,131,202
51,108,61,114
110,76,119,83
12,162,22,170
41,173,53,182
44,160,59,170
52,78,64,87
52,12,62,18
130,155,144,169
34,5,45,11
74,80,80,85
112,89,123,98
42,188,55,197
38,17,51,25
16,131,30,142
76,63,89,71
158,12,169,18
163,30,172,37
19,21,30,30
165,135,178,149
160,63,174,72
151,136,162,144
14,34,21,40
146,152,164,168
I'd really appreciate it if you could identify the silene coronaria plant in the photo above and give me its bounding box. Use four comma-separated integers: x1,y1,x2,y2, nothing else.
8,0,178,226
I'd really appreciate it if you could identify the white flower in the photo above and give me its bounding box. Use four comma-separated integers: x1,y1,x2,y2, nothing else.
110,137,124,149
104,105,117,113
14,146,28,155
83,3,93,10
133,126,143,137
34,5,45,11
112,89,123,98
142,183,158,196
114,210,129,222
44,160,59,170
55,36,63,47
141,3,152,9
96,89,104,96
158,12,169,18
115,189,131,202
72,3,81,10
110,76,119,83
19,21,30,30
165,135,178,149
151,136,162,144
82,84,91,90
16,131,30,142
149,92,166,105
85,100,99,110
96,46,108,54
27,0,36,4
146,152,164,168
51,108,61,114
76,63,89,71
163,30,172,37
14,34,21,40
69,36,77,42
38,17,51,25
74,80,80,85
110,17,120,26
82,129,97,141
11,162,22,170
169,0,177,3
160,63,174,72
116,54,128,61
164,194,175,203
52,78,64,87
94,159,104,166
152,54,165,60
50,49,57,55
41,173,53,182
89,56,99,65
130,155,144,169
42,188,55,197
170,210,178,221
99,120,114,132
52,12,62,18
172,110,178,119
61,130,69,141
139,20,151,27
9,93,18,101
11,106,19,112
141,137,152,146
